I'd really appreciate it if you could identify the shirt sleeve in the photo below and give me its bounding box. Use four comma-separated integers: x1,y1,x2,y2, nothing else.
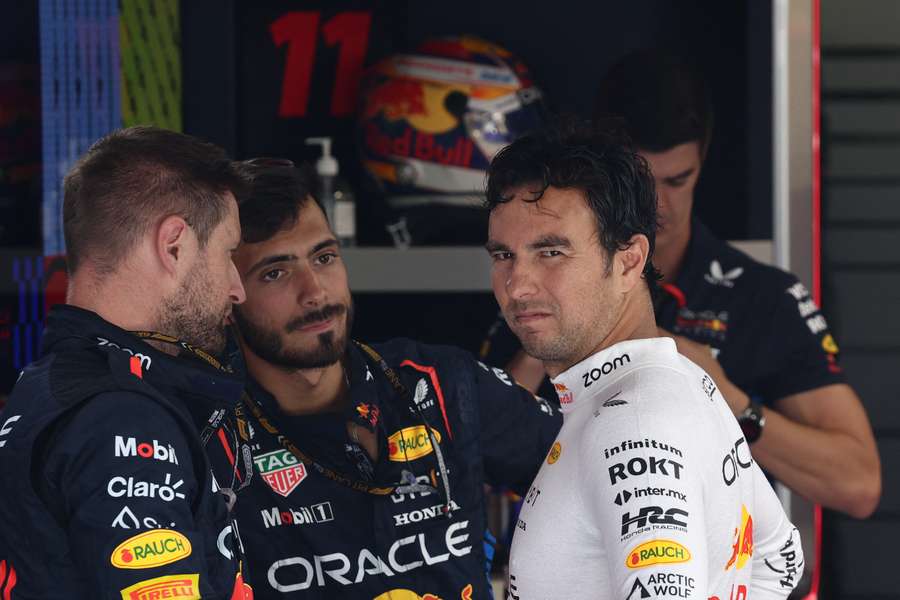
747,466,805,599
41,391,226,599
582,374,709,600
749,274,846,403
472,358,562,495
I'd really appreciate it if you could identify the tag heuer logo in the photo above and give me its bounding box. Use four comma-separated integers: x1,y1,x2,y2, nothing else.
704,260,743,288
254,449,307,497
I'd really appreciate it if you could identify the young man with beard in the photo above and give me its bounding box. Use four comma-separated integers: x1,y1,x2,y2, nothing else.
0,127,253,599
486,121,802,599
482,50,880,519
228,160,561,599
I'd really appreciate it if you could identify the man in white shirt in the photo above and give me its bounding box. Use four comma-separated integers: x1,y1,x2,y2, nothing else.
484,119,803,599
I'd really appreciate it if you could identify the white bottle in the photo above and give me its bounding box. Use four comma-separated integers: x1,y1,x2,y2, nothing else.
306,137,356,246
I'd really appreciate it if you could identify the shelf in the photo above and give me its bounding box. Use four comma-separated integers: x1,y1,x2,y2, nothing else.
343,241,773,292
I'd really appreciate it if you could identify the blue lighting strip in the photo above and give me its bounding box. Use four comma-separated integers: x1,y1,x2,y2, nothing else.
11,257,44,370
40,0,121,256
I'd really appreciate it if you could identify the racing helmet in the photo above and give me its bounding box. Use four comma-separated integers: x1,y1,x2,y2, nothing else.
358,36,545,243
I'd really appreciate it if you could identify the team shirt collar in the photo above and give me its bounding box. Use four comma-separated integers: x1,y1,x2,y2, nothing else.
550,337,678,414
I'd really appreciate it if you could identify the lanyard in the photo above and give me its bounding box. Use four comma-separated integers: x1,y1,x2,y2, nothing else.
353,341,454,515
239,391,398,496
128,331,253,499
130,330,231,372
239,341,454,515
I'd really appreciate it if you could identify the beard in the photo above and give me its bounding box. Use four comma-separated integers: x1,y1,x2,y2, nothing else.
233,300,354,370
504,300,588,366
157,259,230,356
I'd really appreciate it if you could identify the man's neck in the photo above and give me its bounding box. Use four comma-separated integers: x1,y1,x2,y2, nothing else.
544,291,659,379
245,351,348,416
68,275,182,356
655,226,692,284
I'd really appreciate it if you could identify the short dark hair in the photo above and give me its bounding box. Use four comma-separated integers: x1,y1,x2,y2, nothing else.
485,117,660,287
594,49,713,156
233,159,320,244
63,126,243,275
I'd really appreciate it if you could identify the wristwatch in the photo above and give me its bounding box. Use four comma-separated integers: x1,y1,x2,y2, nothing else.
737,399,766,443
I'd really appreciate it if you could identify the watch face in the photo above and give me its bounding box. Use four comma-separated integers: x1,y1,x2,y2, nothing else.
739,416,761,443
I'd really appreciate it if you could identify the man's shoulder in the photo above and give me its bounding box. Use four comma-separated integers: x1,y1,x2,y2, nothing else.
688,231,799,302
370,338,473,369
583,360,704,425
49,390,193,457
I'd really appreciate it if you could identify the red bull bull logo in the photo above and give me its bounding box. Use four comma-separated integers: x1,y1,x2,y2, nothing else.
364,79,427,120
725,505,753,571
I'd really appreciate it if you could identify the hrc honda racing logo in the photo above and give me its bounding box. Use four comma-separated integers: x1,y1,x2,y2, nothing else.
267,520,472,592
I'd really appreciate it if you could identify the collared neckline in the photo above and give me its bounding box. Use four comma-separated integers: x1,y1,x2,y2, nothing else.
43,304,245,407
550,337,678,414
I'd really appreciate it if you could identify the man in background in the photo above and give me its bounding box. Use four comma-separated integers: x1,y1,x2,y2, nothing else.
482,49,881,518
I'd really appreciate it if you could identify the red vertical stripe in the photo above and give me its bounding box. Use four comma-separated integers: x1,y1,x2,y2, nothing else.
129,356,143,379
806,2,823,598
400,361,453,441
217,428,242,482
811,0,823,307
3,565,16,600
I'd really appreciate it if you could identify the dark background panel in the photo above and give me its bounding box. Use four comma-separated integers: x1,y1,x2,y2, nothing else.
822,515,900,598
841,352,900,432
827,271,900,349
179,0,774,354
821,2,900,594
868,438,900,514
353,292,498,355
183,0,773,252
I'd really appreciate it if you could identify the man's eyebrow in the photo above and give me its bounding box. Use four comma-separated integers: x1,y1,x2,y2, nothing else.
246,254,298,276
529,234,572,250
663,167,695,183
485,240,509,253
309,239,339,256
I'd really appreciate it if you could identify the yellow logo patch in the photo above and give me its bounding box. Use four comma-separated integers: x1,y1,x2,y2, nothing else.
822,334,839,355
626,539,691,568
111,529,192,570
387,426,442,462
120,573,199,599
726,505,754,571
547,441,562,464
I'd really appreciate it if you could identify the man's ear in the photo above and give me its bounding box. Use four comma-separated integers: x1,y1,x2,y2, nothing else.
156,215,194,277
617,234,650,293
